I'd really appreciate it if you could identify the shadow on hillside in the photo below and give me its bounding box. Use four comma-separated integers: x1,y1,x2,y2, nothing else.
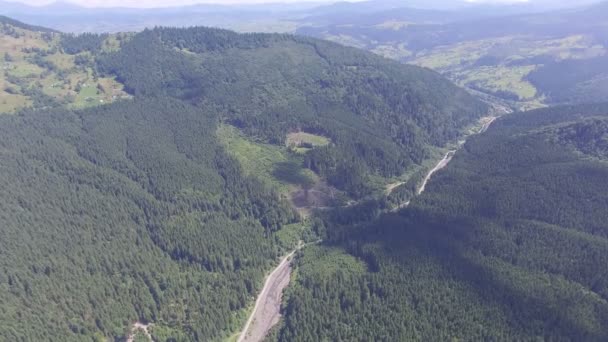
346,208,608,340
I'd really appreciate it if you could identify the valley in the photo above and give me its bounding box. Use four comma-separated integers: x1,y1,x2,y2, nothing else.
0,2,606,341
0,18,488,342
296,2,608,111
273,103,608,342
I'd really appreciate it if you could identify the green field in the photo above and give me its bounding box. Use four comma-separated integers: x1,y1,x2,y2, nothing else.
0,23,129,114
0,91,29,113
218,124,317,194
404,34,606,108
459,65,538,100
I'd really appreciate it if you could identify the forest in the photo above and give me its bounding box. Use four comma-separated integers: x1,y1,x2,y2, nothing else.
272,103,608,341
97,26,487,198
526,56,608,105
3,14,607,342
0,98,300,341
0,21,487,341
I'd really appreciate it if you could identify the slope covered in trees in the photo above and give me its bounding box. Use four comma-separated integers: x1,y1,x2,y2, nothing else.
97,26,487,198
0,21,488,341
0,98,298,341
526,56,608,105
274,103,608,341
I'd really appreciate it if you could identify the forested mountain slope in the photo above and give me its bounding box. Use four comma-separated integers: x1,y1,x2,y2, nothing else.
0,99,296,341
274,103,608,341
0,21,487,341
97,26,487,198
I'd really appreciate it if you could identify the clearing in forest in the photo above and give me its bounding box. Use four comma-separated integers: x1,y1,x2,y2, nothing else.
285,131,330,154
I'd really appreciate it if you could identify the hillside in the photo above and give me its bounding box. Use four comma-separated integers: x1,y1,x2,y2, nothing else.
0,21,487,341
3,0,607,110
97,26,488,199
297,2,608,109
273,102,608,341
0,16,129,113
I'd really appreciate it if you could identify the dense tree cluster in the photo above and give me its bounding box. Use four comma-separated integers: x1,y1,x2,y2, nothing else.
526,56,608,104
273,103,608,341
60,32,110,54
0,98,296,341
550,117,608,159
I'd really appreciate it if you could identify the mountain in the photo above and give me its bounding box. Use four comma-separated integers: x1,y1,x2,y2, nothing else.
274,102,608,341
0,14,58,33
0,0,311,33
97,26,488,198
0,18,487,341
3,0,605,34
297,1,608,109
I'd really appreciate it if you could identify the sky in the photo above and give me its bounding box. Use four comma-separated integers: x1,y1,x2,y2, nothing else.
7,0,531,8
7,0,334,6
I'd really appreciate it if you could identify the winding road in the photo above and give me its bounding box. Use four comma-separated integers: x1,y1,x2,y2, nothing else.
418,116,497,196
417,150,456,195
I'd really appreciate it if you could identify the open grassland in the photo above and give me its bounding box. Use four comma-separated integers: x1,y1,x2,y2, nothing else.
286,132,330,146
412,39,501,70
408,34,605,108
458,65,538,100
371,43,412,60
322,34,368,49
0,24,129,113
374,20,413,31
0,90,29,113
515,35,605,61
412,35,605,71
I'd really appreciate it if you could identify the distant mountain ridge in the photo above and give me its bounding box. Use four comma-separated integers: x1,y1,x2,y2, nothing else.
1,0,606,33
0,14,58,32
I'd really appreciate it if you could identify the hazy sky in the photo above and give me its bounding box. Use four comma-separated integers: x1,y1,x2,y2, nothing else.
8,0,334,6
7,0,529,8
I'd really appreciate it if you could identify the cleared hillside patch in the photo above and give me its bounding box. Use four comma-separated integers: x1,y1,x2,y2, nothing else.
0,22,129,113
286,131,330,154
218,124,317,195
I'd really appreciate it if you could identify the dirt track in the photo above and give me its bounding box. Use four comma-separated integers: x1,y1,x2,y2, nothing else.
238,250,296,342
386,115,499,208
417,150,456,195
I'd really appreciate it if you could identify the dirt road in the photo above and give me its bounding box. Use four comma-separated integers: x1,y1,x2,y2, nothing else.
238,250,296,342
479,116,497,134
417,150,456,195
416,116,497,196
